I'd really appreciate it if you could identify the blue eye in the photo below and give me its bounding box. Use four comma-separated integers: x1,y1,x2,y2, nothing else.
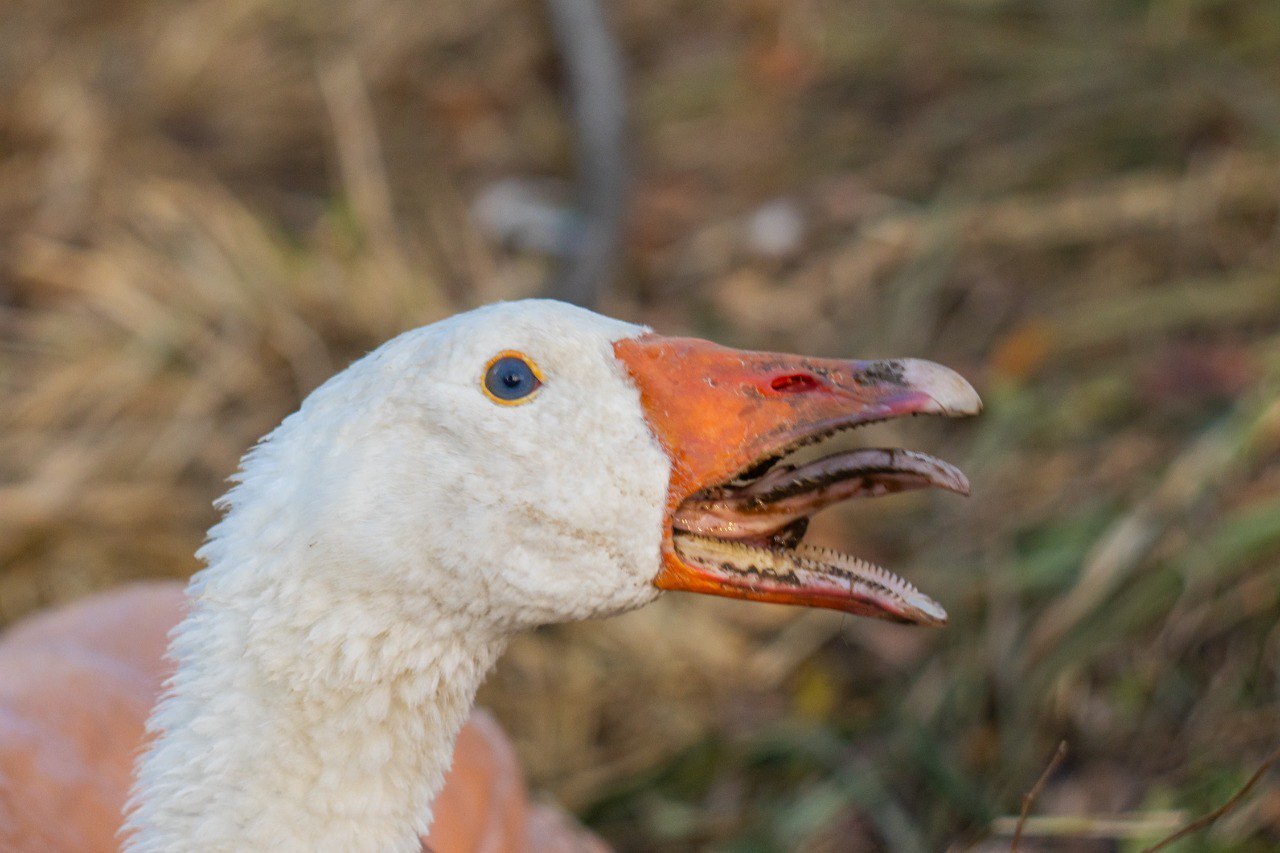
483,353,543,404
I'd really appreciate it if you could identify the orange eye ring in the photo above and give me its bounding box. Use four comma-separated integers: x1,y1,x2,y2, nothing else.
482,350,545,405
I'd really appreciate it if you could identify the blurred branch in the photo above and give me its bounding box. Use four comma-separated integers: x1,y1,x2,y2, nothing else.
992,812,1185,841
543,0,627,308
1141,745,1280,853
1011,741,1067,852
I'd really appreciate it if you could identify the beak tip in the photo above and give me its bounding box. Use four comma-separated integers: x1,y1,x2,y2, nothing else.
901,359,983,417
909,594,949,626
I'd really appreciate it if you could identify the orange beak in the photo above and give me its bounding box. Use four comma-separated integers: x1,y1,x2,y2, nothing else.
614,334,981,625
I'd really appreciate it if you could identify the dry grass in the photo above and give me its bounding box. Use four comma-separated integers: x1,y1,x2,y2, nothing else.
3,0,1280,849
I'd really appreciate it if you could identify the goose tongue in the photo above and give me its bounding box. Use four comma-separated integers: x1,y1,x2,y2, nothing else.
672,448,970,540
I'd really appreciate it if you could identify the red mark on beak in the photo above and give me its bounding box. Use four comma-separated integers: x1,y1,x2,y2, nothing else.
769,373,821,394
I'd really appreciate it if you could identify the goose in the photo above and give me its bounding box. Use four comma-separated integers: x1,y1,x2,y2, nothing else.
0,299,980,852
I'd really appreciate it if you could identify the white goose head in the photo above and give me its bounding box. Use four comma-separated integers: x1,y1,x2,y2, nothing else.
127,299,980,852
224,300,673,634
223,298,980,631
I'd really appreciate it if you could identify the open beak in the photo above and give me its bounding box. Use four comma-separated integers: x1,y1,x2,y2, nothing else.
614,334,981,626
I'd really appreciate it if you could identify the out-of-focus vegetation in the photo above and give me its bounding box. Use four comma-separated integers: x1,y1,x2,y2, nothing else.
2,0,1279,849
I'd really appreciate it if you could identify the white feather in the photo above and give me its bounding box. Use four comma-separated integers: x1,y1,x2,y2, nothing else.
123,300,670,852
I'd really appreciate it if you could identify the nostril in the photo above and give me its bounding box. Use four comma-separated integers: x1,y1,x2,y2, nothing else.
770,373,821,393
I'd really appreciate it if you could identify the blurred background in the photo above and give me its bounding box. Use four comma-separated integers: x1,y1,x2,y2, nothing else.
2,0,1279,849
